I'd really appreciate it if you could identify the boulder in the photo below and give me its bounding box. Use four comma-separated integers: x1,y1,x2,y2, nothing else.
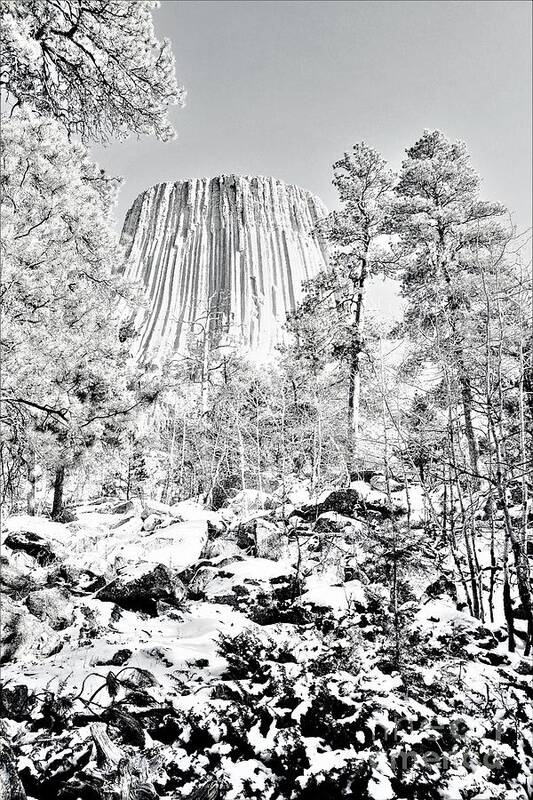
95,563,187,615
188,557,294,605
26,587,75,631
0,597,62,662
299,579,367,615
188,566,240,603
2,530,61,566
141,499,183,520
348,480,372,500
255,519,288,560
203,538,242,560
301,488,362,519
2,515,69,542
228,489,277,513
313,512,361,534
0,552,47,596
109,499,139,515
370,474,403,493
142,514,164,532
112,519,208,572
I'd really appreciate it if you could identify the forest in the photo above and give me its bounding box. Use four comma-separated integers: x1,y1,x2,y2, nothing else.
0,2,532,799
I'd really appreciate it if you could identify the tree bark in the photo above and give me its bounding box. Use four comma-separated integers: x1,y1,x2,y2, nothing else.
459,373,480,480
347,251,368,469
51,465,65,520
502,541,516,652
26,458,36,516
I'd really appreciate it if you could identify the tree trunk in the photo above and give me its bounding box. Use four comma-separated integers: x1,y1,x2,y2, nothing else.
523,365,533,421
51,465,65,520
201,324,210,417
490,411,533,655
459,373,480,479
27,459,37,516
163,407,178,504
347,252,368,469
502,538,516,652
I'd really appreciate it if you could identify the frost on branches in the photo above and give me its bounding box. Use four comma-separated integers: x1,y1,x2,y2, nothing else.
0,0,185,142
0,115,137,512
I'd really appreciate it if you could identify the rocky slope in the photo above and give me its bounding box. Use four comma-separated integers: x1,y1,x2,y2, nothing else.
1,482,532,799
119,176,329,361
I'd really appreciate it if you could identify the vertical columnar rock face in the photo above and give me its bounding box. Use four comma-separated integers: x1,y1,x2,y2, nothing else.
120,175,328,360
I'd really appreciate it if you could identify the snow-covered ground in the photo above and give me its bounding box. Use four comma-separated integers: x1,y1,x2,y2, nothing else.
1,485,532,799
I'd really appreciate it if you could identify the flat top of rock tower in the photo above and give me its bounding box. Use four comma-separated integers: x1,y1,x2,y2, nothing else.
132,174,327,209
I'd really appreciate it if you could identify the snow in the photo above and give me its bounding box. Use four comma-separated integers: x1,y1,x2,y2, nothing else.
223,557,293,581
389,485,428,524
170,498,223,526
299,579,367,612
222,757,272,799
316,511,364,530
3,490,532,799
111,519,208,571
2,514,72,543
368,772,395,799
349,480,373,499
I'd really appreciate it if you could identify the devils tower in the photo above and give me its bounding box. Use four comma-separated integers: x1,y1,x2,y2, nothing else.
120,175,329,360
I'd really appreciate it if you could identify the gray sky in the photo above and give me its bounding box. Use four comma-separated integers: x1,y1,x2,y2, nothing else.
94,0,532,236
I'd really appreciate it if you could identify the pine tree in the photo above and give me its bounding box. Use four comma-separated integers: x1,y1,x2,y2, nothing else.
1,0,184,142
0,115,138,514
389,130,508,477
289,142,394,471
391,130,533,651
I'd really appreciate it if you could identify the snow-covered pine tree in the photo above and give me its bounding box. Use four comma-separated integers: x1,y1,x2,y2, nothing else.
0,115,138,515
0,0,185,142
288,142,394,472
390,130,533,652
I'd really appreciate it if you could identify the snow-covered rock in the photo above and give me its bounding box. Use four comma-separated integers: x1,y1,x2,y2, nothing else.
2,516,69,564
348,479,372,499
202,538,242,560
111,519,208,572
299,579,367,614
255,518,288,560
227,489,277,513
0,597,62,662
370,474,403,493
314,511,364,533
0,551,47,595
302,488,362,518
95,562,187,614
25,587,74,631
188,556,293,604
141,513,163,532
389,485,428,524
